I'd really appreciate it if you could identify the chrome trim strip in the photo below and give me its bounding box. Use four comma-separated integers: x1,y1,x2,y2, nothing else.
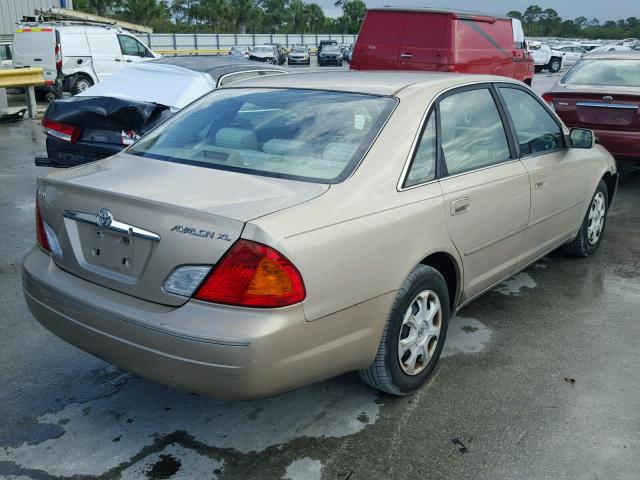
576,102,638,110
464,224,528,256
64,211,161,242
527,199,584,228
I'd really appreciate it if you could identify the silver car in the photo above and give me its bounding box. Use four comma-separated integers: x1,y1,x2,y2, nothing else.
23,72,617,399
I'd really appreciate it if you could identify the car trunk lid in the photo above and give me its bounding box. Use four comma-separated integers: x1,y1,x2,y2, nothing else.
38,154,328,306
550,86,640,130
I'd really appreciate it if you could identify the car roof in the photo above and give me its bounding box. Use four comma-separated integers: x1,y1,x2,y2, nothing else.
222,71,517,96
368,6,511,21
583,51,640,60
149,56,285,81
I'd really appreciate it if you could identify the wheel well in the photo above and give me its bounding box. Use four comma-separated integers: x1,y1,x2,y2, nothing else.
420,253,459,309
602,172,616,206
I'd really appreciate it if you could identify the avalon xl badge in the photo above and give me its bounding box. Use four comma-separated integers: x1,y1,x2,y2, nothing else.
171,225,232,241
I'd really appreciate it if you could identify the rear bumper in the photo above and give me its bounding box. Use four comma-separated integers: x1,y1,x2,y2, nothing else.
43,136,122,167
593,128,640,161
22,247,390,399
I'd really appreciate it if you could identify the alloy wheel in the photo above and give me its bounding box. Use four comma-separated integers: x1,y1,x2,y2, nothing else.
397,290,442,375
587,192,606,245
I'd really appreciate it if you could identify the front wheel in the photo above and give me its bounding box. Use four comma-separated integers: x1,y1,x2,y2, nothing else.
562,180,608,257
359,265,450,395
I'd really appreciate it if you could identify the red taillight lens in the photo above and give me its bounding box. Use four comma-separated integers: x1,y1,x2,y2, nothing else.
541,92,555,110
42,118,82,143
35,196,50,252
55,43,62,71
194,240,306,308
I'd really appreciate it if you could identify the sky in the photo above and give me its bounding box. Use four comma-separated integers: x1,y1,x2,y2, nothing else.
317,1,640,21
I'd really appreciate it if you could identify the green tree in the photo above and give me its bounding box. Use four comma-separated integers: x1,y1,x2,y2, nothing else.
118,0,170,26
305,3,325,33
506,10,523,20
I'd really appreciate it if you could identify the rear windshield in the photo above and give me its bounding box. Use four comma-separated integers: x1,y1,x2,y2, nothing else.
561,59,640,87
128,88,397,183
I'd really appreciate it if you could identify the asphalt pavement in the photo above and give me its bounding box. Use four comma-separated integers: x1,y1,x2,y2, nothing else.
1,69,639,480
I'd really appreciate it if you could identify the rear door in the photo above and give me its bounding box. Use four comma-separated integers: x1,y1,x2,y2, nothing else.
437,85,530,301
398,13,448,71
12,28,57,84
351,11,406,70
87,32,124,80
497,85,588,268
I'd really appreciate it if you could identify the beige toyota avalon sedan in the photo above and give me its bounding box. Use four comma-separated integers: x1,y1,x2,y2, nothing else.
23,72,618,399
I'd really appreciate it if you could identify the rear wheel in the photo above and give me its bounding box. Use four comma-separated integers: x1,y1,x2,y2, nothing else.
548,57,562,73
562,180,608,257
359,265,450,395
71,75,93,95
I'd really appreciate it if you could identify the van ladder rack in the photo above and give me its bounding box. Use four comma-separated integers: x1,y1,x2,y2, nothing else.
33,7,152,34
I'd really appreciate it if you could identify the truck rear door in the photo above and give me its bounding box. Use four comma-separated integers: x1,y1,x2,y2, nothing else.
12,28,58,85
398,13,449,71
351,11,406,70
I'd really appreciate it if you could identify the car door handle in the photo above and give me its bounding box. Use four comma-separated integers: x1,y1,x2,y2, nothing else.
115,58,122,62
534,176,546,189
450,198,470,216
399,53,413,59
126,59,132,62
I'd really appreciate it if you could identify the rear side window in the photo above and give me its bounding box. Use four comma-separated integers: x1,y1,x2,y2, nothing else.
439,88,511,175
404,114,436,187
217,71,260,87
129,88,397,184
0,45,10,60
499,87,563,156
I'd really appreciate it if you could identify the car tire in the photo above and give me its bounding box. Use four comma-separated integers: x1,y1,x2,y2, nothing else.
359,265,450,395
71,75,93,95
548,57,562,73
562,180,608,257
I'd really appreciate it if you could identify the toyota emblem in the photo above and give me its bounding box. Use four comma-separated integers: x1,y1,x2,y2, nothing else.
602,95,613,103
97,208,114,227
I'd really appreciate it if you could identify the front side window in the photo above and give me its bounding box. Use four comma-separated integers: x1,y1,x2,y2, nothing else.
439,89,511,176
128,88,397,183
404,114,436,187
0,45,8,60
499,87,563,156
118,35,146,56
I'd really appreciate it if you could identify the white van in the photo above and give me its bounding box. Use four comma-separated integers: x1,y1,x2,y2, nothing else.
12,23,159,96
0,43,13,69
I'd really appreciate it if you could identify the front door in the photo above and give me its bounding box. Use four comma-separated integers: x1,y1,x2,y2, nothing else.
437,86,530,301
497,85,588,268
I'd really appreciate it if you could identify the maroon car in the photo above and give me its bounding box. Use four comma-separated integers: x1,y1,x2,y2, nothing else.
542,52,640,161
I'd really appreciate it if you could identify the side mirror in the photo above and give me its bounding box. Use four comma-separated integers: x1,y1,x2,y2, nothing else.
570,128,594,149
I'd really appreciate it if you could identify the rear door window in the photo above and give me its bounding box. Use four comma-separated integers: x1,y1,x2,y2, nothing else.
0,45,9,60
498,87,564,156
404,114,436,187
439,88,511,175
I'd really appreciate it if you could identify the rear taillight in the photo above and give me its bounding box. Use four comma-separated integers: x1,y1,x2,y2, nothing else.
194,240,306,308
36,195,63,257
42,118,81,143
542,92,555,111
55,43,62,71
35,196,49,253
